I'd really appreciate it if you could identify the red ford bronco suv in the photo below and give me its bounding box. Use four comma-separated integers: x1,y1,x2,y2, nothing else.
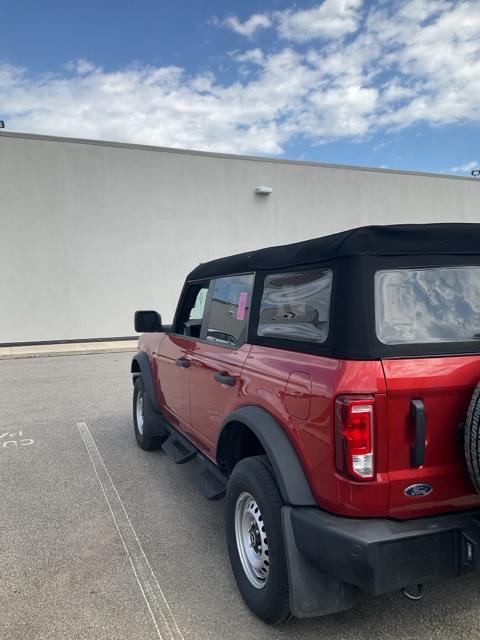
131,224,480,624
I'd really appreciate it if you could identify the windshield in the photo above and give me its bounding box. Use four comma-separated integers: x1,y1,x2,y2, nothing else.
375,266,480,345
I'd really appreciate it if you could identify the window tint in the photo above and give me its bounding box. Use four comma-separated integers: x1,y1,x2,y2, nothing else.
258,270,332,343
205,274,254,346
375,267,480,344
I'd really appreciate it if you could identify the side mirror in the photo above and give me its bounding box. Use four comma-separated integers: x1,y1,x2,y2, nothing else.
134,310,162,333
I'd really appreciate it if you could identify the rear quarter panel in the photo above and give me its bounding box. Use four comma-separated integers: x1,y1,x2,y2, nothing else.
240,346,390,517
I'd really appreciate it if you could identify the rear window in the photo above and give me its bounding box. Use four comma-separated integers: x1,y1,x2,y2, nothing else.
375,266,480,345
258,269,332,343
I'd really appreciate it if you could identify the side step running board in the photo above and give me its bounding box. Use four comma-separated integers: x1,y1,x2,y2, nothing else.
161,433,196,464
188,456,226,501
160,426,227,500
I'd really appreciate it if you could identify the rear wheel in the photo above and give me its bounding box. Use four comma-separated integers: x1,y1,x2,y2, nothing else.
225,456,291,625
465,382,480,493
133,377,164,451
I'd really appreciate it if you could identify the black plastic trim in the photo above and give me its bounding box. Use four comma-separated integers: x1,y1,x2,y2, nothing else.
282,507,358,617
214,372,236,386
291,506,480,595
131,351,161,413
218,405,316,506
1,336,137,348
175,357,191,368
161,415,228,499
410,399,426,467
134,310,162,333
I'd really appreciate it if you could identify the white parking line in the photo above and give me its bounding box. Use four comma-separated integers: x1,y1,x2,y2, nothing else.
77,422,185,640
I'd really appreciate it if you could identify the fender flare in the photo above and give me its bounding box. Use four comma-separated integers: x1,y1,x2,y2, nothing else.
131,351,161,413
218,405,316,506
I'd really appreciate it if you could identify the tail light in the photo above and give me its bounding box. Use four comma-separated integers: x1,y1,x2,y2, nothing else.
335,395,375,481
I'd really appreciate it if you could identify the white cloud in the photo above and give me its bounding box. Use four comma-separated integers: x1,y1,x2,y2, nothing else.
0,54,308,155
275,0,364,42
1,1,479,155
220,1,363,43
382,83,416,103
377,3,480,128
399,0,453,21
307,84,379,136
450,161,479,173
233,49,265,65
221,14,271,38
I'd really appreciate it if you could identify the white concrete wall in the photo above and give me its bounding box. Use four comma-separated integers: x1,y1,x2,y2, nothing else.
1,132,479,343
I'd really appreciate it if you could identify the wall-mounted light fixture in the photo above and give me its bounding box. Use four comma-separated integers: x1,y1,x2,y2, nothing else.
255,185,272,195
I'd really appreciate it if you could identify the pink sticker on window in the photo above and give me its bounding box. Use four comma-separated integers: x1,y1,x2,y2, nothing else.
236,291,248,321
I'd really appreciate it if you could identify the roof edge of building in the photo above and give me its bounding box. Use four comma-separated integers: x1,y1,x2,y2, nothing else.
0,130,477,183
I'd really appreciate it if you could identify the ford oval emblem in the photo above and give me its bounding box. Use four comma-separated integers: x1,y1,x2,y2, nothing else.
404,483,433,497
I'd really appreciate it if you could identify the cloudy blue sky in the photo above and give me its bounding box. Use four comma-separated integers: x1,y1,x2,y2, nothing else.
1,0,479,175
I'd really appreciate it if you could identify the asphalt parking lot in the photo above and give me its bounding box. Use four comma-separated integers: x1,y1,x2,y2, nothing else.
2,352,480,640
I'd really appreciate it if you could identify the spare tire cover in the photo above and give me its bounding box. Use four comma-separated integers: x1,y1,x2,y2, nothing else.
465,382,480,494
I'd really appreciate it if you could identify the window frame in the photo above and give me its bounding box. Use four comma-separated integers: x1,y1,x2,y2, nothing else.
172,256,480,359
366,255,480,359
172,279,212,339
374,264,480,346
249,264,335,354
172,272,255,350
201,272,255,349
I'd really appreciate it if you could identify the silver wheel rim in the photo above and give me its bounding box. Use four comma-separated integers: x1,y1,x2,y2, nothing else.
234,492,270,589
136,391,145,436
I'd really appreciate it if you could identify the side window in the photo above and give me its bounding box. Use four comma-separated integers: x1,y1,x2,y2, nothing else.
258,269,332,343
176,282,210,338
205,274,254,347
189,287,208,320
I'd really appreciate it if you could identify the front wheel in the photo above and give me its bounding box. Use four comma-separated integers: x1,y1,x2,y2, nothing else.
225,456,291,625
133,377,164,451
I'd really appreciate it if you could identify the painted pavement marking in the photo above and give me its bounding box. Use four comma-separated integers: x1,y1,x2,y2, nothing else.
0,431,35,449
77,422,185,640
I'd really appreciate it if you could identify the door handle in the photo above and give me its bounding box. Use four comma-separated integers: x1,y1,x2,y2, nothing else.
214,372,236,386
175,357,190,368
410,399,426,467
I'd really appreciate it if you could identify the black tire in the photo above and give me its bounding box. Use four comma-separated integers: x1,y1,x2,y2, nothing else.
225,456,291,625
465,382,480,494
133,377,164,451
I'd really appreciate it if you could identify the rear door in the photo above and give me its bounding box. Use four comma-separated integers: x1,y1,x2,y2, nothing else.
383,356,480,518
188,274,254,456
375,265,480,518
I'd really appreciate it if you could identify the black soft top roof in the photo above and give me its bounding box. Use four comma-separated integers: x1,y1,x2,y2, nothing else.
188,223,480,280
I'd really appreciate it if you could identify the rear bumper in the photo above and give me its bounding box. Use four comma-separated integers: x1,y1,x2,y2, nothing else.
290,507,480,595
